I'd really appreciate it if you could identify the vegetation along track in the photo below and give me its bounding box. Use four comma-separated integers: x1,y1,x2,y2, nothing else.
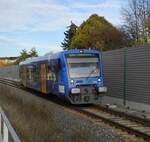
0,77,150,141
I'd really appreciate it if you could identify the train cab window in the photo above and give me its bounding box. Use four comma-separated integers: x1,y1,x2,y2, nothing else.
66,55,100,78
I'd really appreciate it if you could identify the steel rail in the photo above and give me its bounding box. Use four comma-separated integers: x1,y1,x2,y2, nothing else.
73,107,150,141
94,105,150,127
0,78,22,89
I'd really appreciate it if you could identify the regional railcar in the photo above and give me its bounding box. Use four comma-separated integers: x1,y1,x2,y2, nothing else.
19,49,107,104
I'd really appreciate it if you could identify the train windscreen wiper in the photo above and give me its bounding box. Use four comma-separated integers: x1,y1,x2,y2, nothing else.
86,68,96,80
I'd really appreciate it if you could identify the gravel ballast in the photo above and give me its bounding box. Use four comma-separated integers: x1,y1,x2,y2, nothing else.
0,83,140,142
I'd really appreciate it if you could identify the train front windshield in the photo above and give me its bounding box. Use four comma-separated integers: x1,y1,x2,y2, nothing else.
66,54,100,78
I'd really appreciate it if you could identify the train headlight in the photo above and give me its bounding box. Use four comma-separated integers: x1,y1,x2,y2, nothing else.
98,78,101,82
79,50,83,53
70,79,74,83
98,87,107,93
71,88,80,94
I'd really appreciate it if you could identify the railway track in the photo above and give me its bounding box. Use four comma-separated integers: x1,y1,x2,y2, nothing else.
73,105,150,141
0,77,21,88
0,77,150,141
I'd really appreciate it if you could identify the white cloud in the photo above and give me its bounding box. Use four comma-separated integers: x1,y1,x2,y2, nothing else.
0,35,61,56
70,0,121,9
0,0,124,32
0,0,83,32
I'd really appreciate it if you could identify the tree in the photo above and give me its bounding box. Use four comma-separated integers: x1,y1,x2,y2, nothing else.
146,17,150,37
122,0,150,44
118,26,133,47
15,49,29,64
29,47,38,57
15,48,38,64
70,14,125,51
61,21,77,50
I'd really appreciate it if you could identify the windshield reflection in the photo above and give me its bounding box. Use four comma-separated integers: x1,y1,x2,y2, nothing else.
67,57,100,78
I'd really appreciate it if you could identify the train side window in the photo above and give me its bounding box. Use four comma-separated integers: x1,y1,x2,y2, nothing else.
31,68,34,80
47,66,54,81
26,68,29,79
47,66,57,82
26,67,33,80
22,67,26,80
19,67,23,78
47,66,52,80
52,73,56,82
33,67,39,81
29,68,32,80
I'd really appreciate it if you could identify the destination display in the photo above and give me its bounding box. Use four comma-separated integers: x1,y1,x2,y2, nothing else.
66,53,96,57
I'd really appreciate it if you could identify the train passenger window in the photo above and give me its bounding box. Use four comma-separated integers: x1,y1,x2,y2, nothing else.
52,73,56,82
47,67,52,80
33,68,39,81
19,68,23,78
26,67,33,80
21,67,25,80
47,66,57,82
26,69,29,79
29,69,32,80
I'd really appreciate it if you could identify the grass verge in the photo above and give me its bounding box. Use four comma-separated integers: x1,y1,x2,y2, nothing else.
0,84,91,142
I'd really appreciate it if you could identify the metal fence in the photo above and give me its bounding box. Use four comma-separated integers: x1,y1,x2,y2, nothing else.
102,46,150,105
0,108,21,142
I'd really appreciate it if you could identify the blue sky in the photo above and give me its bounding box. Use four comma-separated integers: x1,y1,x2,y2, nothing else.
0,0,128,57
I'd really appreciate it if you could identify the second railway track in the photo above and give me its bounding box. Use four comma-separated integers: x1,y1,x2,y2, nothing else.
0,77,150,141
0,77,21,88
73,105,150,141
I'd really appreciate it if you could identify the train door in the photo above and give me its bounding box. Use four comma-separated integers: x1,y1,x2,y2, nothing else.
40,64,47,93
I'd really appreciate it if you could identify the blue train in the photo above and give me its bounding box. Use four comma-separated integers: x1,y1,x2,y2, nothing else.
19,49,107,104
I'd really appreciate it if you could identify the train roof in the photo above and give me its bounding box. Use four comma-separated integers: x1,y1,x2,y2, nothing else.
19,52,61,65
19,49,100,65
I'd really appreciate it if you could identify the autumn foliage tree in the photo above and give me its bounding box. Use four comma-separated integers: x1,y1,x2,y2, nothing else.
70,14,125,51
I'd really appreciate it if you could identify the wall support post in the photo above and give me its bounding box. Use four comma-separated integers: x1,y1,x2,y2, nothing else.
123,47,127,106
